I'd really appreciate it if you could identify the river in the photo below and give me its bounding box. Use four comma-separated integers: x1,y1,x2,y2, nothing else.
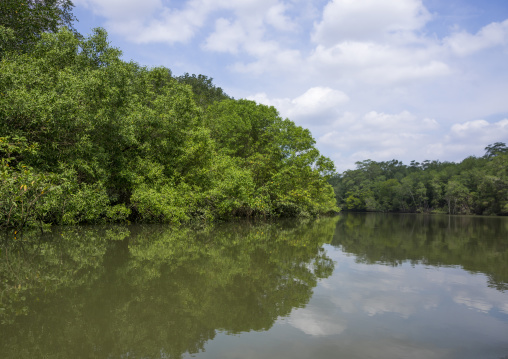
1,213,507,358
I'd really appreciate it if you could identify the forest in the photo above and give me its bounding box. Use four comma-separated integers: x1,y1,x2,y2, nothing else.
0,0,337,230
329,142,508,215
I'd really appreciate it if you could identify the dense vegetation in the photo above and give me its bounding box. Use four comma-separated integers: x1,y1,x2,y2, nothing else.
0,0,77,56
0,2,337,230
329,143,508,215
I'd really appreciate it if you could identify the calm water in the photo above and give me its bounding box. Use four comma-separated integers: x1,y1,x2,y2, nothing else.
1,213,507,359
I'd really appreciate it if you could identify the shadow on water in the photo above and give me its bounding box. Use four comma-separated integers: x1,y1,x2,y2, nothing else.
0,217,338,359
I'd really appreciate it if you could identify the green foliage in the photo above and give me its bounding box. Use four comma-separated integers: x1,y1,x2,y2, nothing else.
176,73,230,108
0,25,16,54
331,145,508,215
484,142,508,158
205,99,338,217
0,27,337,229
131,182,200,224
0,0,77,57
203,154,256,218
0,139,119,230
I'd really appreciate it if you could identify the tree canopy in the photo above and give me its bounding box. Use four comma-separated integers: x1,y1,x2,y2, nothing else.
0,0,77,56
0,27,337,230
329,144,508,215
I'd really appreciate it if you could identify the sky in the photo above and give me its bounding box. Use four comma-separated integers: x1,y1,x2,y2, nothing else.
71,0,508,172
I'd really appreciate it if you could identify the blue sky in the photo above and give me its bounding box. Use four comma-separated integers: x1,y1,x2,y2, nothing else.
71,0,508,172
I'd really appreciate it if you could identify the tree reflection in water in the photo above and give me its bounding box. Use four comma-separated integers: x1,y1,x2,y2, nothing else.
332,213,508,291
0,217,338,358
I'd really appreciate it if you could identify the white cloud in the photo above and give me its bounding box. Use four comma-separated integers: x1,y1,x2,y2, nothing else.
131,5,209,44
315,110,443,171
232,47,303,75
286,86,349,125
199,1,305,75
249,89,506,173
73,0,163,20
450,119,508,141
417,118,508,161
451,119,490,135
291,87,349,117
247,92,288,110
445,19,508,56
265,3,298,32
249,90,452,171
362,111,438,131
203,18,246,53
76,0,296,45
75,0,214,44
319,110,438,149
77,0,450,84
361,60,450,84
309,40,450,85
312,0,431,45
248,87,349,125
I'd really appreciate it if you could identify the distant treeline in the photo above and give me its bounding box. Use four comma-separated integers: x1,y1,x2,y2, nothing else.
0,1,337,230
329,143,508,215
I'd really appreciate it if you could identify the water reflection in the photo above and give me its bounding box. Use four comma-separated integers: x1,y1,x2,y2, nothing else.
273,246,508,359
0,218,338,359
1,214,508,359
332,213,508,290
259,213,508,359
